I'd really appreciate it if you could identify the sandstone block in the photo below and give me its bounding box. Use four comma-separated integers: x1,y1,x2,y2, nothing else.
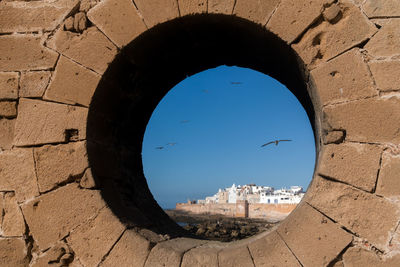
80,0,98,12
21,184,105,250
0,118,15,149
318,143,381,192
0,72,18,99
14,98,87,146
376,152,400,198
144,238,206,267
0,35,58,71
181,246,219,267
248,231,300,267
73,12,87,33
1,192,25,237
323,97,400,144
0,238,29,267
208,0,235,14
310,49,376,105
323,130,345,144
134,0,179,27
306,176,399,250
100,230,152,267
369,60,400,92
178,0,207,16
47,27,118,74
88,0,147,48
32,241,73,267
0,148,38,202
233,0,280,25
277,203,352,267
365,20,400,57
267,0,325,44
0,101,16,118
219,245,254,267
34,141,88,193
343,247,400,267
20,71,51,98
363,0,400,18
0,2,71,33
79,168,96,189
44,56,100,107
67,207,126,266
293,2,377,68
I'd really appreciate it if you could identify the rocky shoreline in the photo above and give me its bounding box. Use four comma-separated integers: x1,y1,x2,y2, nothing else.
165,209,278,242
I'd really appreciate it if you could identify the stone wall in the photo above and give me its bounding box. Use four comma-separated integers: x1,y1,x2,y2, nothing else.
1,0,400,266
176,202,296,220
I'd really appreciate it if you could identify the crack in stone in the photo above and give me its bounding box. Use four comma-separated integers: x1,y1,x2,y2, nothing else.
98,228,127,266
246,245,256,267
276,230,304,267
318,173,376,194
372,150,384,194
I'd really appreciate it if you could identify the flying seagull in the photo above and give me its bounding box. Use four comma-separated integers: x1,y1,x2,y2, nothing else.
155,146,164,150
261,139,292,147
231,82,242,85
166,142,177,146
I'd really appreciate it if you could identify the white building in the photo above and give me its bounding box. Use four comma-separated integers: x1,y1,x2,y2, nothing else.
198,183,305,205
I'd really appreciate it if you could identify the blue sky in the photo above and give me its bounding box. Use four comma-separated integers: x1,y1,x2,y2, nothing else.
142,66,316,209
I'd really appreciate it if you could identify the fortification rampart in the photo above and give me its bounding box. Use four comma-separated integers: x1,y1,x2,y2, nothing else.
176,202,296,220
1,0,400,266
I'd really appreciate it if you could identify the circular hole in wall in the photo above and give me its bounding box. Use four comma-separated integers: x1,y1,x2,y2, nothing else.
142,65,316,241
87,14,319,240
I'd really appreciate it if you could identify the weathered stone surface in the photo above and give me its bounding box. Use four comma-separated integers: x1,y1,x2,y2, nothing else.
0,35,58,71
178,0,207,16
34,141,88,193
181,246,219,267
277,203,352,267
47,27,118,74
306,177,399,250
32,241,73,267
233,0,280,25
323,130,345,144
343,247,400,267
20,71,51,98
101,230,152,267
248,231,300,267
376,152,400,198
144,238,206,267
365,20,400,58
21,184,105,250
267,0,325,44
310,49,376,105
0,72,18,99
134,0,179,27
14,98,87,146
208,0,235,14
369,60,400,92
323,4,341,23
293,2,377,68
0,148,38,202
73,12,87,33
79,168,96,189
68,207,125,266
1,192,25,237
88,0,146,48
0,238,29,267
363,0,400,18
0,101,16,118
318,143,381,192
0,2,71,33
44,56,100,107
219,245,254,267
80,0,98,12
323,97,400,144
0,118,15,149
